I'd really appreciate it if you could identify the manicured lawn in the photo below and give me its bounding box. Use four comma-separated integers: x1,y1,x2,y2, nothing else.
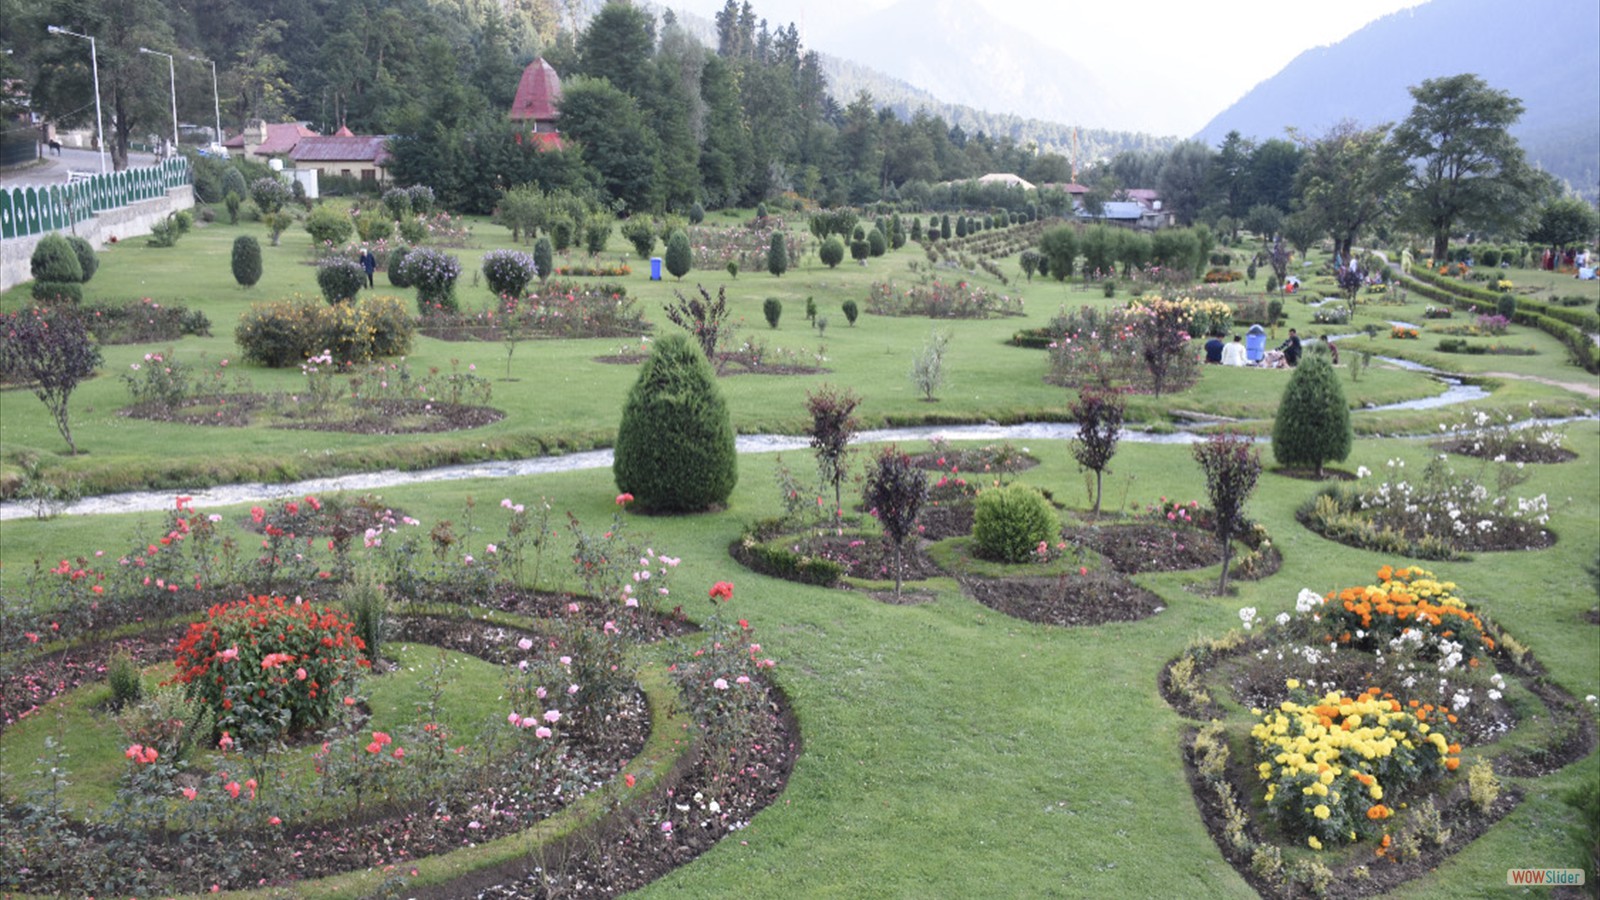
2,209,1596,897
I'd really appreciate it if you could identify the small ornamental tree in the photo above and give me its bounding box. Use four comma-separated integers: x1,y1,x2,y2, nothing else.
381,187,412,220
863,445,929,600
842,299,859,326
232,235,263,287
850,235,870,263
1129,297,1193,397
0,307,102,454
533,235,554,284
805,384,863,519
940,214,951,240
613,333,738,513
482,248,538,298
767,231,789,276
166,594,370,740
250,176,290,214
1270,354,1352,478
1070,388,1126,516
665,228,692,280
1039,226,1077,281
400,247,462,314
1020,248,1042,281
763,297,782,329
1193,432,1262,594
819,234,845,268
386,247,412,287
664,284,731,363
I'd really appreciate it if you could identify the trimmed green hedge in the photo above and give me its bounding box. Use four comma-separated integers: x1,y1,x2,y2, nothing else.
1401,270,1598,373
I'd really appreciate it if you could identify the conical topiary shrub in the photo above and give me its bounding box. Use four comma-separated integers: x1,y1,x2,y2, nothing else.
1270,354,1352,478
613,333,737,513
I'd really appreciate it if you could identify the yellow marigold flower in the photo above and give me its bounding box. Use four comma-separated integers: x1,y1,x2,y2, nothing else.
1319,769,1336,786
1370,784,1383,800
1314,804,1331,819
1312,782,1329,797
1286,679,1301,690
1308,836,1322,850
1258,762,1273,779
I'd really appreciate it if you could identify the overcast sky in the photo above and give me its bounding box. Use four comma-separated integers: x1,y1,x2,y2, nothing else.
662,0,1430,134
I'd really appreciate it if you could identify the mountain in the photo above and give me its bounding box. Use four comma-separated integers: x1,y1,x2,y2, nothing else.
816,54,1174,165
811,0,1127,135
1195,0,1599,198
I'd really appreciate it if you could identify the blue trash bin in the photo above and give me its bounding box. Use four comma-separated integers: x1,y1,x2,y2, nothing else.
650,257,663,281
1245,324,1267,363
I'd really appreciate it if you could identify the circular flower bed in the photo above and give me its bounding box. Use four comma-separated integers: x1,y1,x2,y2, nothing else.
1162,563,1597,897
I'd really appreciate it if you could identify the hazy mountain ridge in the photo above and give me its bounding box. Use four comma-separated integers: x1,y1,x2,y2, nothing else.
1196,0,1599,196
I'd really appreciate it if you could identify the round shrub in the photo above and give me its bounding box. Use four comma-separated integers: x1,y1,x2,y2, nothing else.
386,247,412,287
406,184,435,213
397,216,427,244
763,297,782,328
664,229,692,280
231,235,263,287
363,295,415,359
399,247,462,314
166,594,370,739
304,204,355,247
819,235,845,268
482,248,538,298
30,233,83,283
236,299,321,367
381,187,412,219
65,235,98,282
316,256,366,304
689,201,705,224
1495,292,1516,320
613,333,737,513
972,484,1059,563
355,210,394,242
842,299,859,326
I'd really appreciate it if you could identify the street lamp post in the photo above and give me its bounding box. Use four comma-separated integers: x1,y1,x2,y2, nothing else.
45,24,107,173
138,47,179,156
187,54,221,150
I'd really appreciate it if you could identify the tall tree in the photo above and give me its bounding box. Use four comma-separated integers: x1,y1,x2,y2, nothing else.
1244,138,1301,214
1292,120,1406,259
557,76,662,212
1391,74,1538,263
1157,140,1215,226
576,0,654,100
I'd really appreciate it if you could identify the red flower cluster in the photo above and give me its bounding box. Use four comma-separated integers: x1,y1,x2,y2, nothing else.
708,581,734,602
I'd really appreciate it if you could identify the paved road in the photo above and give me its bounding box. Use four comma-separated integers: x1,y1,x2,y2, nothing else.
0,145,161,188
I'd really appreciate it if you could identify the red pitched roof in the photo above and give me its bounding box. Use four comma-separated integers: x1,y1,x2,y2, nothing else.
290,135,392,166
223,122,318,155
510,58,562,122
333,125,354,137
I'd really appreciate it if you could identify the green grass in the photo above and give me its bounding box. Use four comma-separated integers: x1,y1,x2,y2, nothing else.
2,426,1596,897
7,214,1592,497
2,217,1597,897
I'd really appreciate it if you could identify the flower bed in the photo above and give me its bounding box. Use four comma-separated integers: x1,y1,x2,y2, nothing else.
418,282,646,341
865,278,1024,319
0,494,794,897
1298,457,1555,558
1161,563,1596,897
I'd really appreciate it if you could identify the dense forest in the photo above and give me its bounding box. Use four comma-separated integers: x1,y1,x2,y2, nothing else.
3,0,1168,213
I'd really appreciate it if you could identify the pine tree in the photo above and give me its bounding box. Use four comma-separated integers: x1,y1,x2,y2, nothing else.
1270,355,1352,478
767,232,789,276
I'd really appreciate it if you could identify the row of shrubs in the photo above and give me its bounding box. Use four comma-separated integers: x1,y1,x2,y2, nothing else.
234,295,413,367
1404,269,1598,373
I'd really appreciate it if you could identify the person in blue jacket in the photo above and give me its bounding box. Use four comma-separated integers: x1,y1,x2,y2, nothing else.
359,246,377,288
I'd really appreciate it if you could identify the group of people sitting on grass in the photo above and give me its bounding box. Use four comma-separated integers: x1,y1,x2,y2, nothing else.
1204,328,1336,369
